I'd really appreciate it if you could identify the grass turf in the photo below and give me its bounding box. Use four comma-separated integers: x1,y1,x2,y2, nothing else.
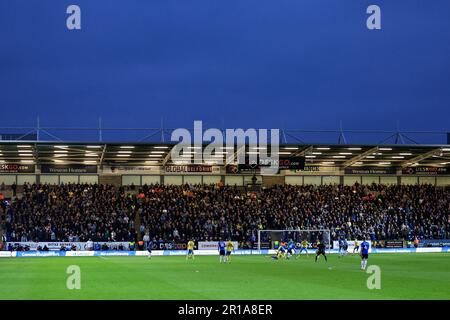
0,253,448,300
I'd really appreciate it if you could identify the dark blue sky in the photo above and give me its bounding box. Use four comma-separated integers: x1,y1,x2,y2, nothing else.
0,0,449,137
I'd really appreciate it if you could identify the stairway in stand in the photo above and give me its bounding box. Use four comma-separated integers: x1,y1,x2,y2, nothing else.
134,210,142,241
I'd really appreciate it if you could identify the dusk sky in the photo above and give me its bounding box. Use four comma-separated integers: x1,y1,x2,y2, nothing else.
0,0,449,142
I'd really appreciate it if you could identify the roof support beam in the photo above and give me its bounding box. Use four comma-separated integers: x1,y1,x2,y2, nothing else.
226,145,245,166
162,146,173,166
294,146,313,157
33,142,38,166
400,148,442,168
343,146,379,168
99,144,107,168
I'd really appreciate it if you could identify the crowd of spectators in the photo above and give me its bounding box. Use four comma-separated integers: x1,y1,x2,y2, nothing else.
2,182,449,246
4,183,136,243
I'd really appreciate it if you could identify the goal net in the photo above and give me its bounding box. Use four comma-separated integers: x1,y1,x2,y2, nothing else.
257,229,331,253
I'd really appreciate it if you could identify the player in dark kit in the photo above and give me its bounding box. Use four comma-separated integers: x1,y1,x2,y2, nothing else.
286,240,296,259
360,238,370,270
147,239,153,259
315,241,327,262
218,240,226,263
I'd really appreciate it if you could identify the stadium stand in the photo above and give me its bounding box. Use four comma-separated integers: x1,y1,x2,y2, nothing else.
3,183,448,248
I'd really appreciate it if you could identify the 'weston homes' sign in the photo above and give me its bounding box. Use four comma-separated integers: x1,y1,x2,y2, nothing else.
344,167,397,175
40,165,97,174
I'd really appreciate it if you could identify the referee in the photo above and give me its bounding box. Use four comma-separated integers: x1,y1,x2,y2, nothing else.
315,241,328,262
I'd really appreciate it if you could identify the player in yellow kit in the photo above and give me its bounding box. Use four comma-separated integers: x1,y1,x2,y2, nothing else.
277,242,287,259
297,239,309,258
270,242,287,260
225,240,234,263
186,240,195,260
353,239,360,255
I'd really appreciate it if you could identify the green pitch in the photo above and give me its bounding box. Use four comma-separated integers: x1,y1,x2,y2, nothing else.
0,253,449,300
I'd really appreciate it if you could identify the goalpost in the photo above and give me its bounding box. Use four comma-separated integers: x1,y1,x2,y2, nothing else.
257,229,331,254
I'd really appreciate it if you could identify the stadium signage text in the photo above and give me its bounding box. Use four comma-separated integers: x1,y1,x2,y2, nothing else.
0,163,35,173
151,242,187,250
226,157,305,174
40,164,97,174
226,164,259,174
295,166,320,172
164,165,218,173
6,241,130,251
257,157,305,170
104,165,160,174
402,167,449,175
288,166,339,175
344,167,396,175
384,241,404,248
419,239,450,247
198,241,239,250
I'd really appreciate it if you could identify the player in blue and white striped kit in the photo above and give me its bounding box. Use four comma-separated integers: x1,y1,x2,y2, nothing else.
218,240,226,263
338,238,344,258
360,238,370,270
287,240,296,259
342,238,349,257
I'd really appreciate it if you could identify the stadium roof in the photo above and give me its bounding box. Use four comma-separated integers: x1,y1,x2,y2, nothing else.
0,141,449,168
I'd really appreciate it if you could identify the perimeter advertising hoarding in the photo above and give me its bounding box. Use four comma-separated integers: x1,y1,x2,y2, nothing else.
287,165,340,175
258,157,305,170
40,164,97,174
384,240,405,248
7,241,249,251
252,242,271,249
227,157,305,174
0,163,35,173
419,239,450,247
402,167,449,175
164,165,220,174
198,241,239,250
344,167,397,175
227,164,259,174
103,165,161,174
150,242,187,250
6,241,129,251
332,240,372,251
